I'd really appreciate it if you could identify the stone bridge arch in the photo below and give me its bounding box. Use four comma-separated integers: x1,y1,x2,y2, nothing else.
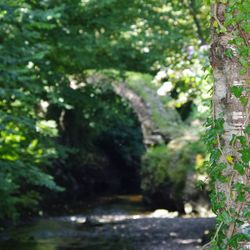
85,73,182,147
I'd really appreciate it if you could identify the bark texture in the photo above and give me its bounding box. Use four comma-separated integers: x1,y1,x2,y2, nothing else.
210,3,250,248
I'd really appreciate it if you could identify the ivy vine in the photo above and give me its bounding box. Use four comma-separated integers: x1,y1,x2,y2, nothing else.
203,0,250,249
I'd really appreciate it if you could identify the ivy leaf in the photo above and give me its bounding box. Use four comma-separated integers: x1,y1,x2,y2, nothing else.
240,96,248,106
240,149,250,163
243,210,250,219
234,162,245,175
210,148,221,163
234,182,245,191
219,211,234,225
242,23,250,33
228,233,249,248
224,48,234,58
240,68,247,75
244,124,250,135
239,57,249,68
213,20,219,28
226,155,234,165
236,135,247,146
230,86,244,98
236,193,245,202
214,118,224,134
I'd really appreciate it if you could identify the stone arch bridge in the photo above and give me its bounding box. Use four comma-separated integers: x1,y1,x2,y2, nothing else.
85,73,182,147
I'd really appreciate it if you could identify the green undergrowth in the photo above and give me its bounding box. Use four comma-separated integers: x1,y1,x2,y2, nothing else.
141,135,208,208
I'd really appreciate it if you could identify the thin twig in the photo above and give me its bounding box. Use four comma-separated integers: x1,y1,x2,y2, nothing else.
202,221,224,250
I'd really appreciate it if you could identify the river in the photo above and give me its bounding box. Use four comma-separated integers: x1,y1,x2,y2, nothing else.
0,195,215,250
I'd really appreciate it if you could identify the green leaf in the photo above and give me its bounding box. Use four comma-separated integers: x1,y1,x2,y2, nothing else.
240,148,250,163
224,48,234,58
242,23,250,33
236,135,247,146
230,86,244,98
228,233,249,248
240,68,247,75
244,124,250,135
234,162,245,175
240,96,248,106
219,211,234,225
236,192,245,202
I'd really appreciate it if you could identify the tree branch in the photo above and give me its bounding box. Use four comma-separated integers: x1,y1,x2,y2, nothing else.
188,0,206,45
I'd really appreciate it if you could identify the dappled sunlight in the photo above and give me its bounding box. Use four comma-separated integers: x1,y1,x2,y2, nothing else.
175,238,202,245
68,209,179,225
173,239,203,250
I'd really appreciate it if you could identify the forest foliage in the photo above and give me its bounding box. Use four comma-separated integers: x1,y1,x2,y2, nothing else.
0,0,211,220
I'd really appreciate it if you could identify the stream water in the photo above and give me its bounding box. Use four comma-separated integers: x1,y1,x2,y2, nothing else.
0,195,215,250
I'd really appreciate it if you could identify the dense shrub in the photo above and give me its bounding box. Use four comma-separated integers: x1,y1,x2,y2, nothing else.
141,136,207,212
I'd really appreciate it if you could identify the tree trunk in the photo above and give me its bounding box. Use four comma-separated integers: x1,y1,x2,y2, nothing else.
210,2,250,249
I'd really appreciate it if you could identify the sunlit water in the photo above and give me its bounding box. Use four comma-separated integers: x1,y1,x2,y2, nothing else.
0,195,215,250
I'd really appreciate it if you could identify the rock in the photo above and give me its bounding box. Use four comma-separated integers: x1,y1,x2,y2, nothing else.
84,216,102,227
149,209,178,218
